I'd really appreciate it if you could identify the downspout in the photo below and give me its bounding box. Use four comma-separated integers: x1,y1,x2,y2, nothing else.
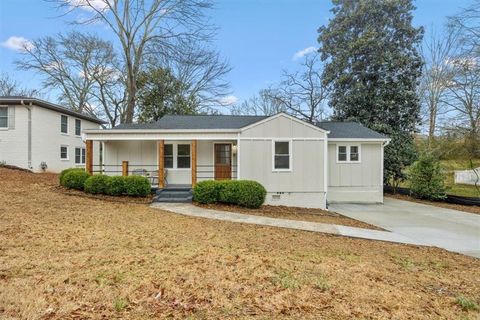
20,100,33,169
380,139,391,204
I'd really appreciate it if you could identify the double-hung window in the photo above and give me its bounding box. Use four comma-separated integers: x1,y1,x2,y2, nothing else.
60,146,69,160
75,147,86,164
75,119,81,136
0,107,8,128
164,144,174,168
273,140,291,171
177,144,191,168
61,115,68,134
337,145,361,163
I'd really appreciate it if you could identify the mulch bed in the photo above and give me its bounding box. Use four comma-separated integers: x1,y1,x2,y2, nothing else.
387,194,480,215
196,202,383,230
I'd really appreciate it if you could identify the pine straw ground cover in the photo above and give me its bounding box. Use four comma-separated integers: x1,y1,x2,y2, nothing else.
0,168,479,319
196,203,383,230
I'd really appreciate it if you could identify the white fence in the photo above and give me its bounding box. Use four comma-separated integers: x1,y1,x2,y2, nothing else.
455,167,480,185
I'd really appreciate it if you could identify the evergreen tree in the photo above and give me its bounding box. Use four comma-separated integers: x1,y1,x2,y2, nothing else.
318,0,424,185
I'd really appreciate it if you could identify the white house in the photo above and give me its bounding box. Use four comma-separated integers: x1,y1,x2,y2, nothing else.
0,96,103,173
83,113,390,209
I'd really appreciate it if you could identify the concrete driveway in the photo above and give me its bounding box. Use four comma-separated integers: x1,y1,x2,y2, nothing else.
330,198,480,258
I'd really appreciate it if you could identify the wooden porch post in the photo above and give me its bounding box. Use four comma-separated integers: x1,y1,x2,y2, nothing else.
85,140,93,174
158,140,165,188
122,161,129,176
191,140,197,187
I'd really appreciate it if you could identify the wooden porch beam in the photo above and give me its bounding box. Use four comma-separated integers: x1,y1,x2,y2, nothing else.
158,140,165,188
85,140,93,175
191,140,197,187
122,161,129,176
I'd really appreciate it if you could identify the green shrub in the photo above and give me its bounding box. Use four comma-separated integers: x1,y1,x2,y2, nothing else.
62,170,90,190
106,176,126,196
124,175,151,197
193,180,266,208
408,153,447,200
235,180,267,208
84,174,111,194
193,180,222,204
59,168,85,186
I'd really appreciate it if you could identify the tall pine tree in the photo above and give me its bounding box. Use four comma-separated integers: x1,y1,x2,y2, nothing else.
318,0,423,186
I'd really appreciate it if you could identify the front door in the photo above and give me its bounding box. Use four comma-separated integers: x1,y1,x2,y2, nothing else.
214,144,232,180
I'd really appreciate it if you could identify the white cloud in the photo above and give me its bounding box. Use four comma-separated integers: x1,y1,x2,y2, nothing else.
1,36,34,52
219,95,239,106
67,0,110,12
293,46,317,60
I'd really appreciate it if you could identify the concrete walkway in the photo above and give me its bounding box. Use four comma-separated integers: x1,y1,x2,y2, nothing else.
330,198,480,258
151,202,426,246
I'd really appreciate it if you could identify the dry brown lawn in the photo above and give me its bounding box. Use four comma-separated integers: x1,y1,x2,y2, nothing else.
1,168,479,319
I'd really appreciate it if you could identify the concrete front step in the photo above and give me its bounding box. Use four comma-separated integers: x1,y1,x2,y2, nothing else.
153,188,193,203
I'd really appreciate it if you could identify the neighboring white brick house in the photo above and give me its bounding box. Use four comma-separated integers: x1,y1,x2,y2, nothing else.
0,97,103,173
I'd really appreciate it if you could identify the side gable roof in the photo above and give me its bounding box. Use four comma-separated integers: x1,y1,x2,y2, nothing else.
113,115,268,130
0,96,105,124
316,121,388,140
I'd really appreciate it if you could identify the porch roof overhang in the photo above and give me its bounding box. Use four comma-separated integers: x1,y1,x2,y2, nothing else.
82,128,239,141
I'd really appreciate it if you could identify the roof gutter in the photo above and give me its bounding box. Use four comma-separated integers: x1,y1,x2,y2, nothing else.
83,128,241,134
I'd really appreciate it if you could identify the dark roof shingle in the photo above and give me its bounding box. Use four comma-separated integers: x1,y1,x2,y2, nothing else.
316,121,388,139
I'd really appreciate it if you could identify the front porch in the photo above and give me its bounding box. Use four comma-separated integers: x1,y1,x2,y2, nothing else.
85,139,239,188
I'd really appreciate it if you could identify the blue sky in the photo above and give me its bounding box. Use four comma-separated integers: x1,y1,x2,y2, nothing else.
0,0,473,106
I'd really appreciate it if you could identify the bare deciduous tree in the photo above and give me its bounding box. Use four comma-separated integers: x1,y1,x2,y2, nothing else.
0,72,41,97
419,28,459,146
52,0,216,123
231,89,285,116
267,55,329,123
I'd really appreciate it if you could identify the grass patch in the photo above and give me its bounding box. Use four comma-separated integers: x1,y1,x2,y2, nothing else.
456,296,479,311
272,271,301,289
113,298,129,312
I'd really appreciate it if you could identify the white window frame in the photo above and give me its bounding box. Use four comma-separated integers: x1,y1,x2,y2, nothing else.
60,145,69,161
0,106,8,129
61,115,69,134
75,119,82,136
176,143,191,169
336,144,361,163
272,140,292,172
75,147,86,164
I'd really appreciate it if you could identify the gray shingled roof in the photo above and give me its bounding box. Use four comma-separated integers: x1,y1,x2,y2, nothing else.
316,121,388,139
112,114,387,139
0,96,105,124
113,115,269,130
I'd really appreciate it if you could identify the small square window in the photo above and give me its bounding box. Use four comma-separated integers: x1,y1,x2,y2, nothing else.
0,107,8,128
177,144,191,168
60,146,68,160
274,141,290,170
164,144,173,169
75,119,81,136
61,115,68,134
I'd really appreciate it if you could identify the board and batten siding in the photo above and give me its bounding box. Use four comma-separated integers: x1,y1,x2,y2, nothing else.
327,142,383,203
0,104,101,172
239,114,327,209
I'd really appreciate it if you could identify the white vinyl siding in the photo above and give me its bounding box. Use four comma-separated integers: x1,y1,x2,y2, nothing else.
61,115,68,134
0,106,8,128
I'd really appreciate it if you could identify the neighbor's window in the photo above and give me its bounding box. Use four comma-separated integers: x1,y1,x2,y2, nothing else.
273,141,291,170
75,119,81,136
75,147,86,164
61,115,68,134
337,145,360,162
0,107,8,128
177,144,191,168
164,144,173,168
60,146,68,160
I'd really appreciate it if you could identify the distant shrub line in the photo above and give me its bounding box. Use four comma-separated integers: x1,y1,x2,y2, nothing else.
193,180,266,209
59,168,151,197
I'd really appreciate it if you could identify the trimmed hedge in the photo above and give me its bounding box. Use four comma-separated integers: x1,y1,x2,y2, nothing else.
62,170,90,190
193,180,266,208
106,176,126,196
84,175,111,194
124,176,151,197
59,168,86,186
